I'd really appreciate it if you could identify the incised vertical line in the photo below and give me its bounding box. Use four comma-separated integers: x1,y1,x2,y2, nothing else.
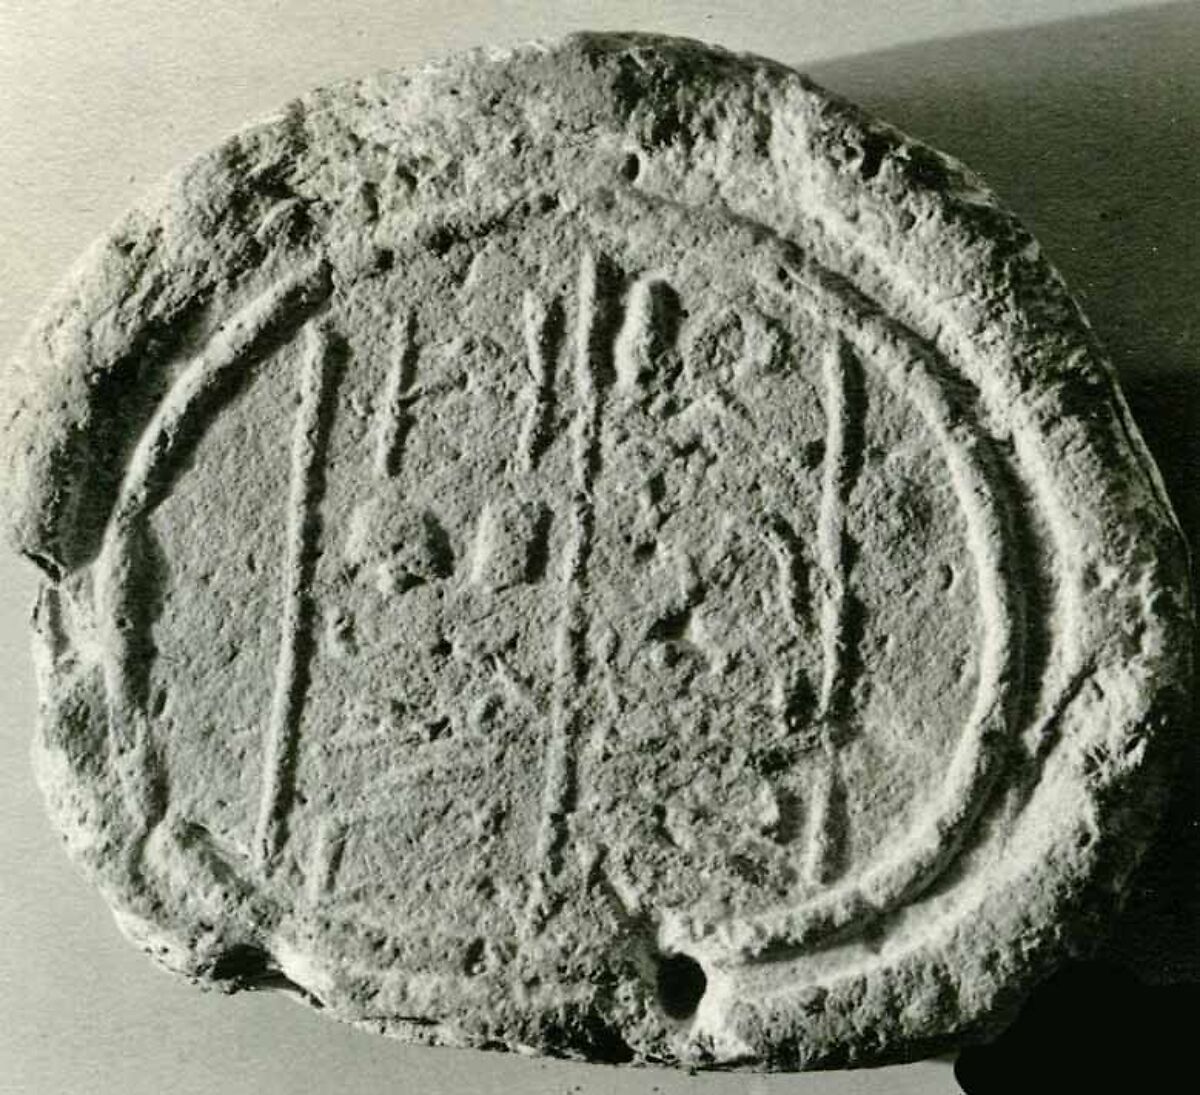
806,336,866,884
255,318,343,873
93,261,332,836
526,250,621,931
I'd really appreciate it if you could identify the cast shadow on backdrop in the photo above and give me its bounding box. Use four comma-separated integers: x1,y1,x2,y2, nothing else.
808,3,1198,1089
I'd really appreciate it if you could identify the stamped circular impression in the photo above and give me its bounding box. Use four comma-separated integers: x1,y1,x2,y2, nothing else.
0,34,1190,1069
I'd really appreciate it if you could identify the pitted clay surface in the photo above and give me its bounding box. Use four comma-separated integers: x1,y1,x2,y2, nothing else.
0,33,1190,1069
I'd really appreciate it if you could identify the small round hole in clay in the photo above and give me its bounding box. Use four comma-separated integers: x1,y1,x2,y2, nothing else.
656,952,707,1020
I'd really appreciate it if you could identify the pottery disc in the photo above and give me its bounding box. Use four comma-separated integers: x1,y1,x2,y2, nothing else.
0,32,1190,1069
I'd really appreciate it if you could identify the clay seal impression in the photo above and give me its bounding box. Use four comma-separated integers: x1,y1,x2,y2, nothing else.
0,33,1190,1069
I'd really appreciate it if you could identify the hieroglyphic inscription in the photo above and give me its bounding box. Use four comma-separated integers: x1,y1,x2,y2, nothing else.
677,259,1022,957
306,817,348,904
516,292,565,474
764,515,808,639
373,312,419,479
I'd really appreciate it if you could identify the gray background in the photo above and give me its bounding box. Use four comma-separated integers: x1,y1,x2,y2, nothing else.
1,2,1195,1092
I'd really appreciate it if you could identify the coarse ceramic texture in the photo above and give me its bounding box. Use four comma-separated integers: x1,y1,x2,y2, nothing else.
0,32,1190,1070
